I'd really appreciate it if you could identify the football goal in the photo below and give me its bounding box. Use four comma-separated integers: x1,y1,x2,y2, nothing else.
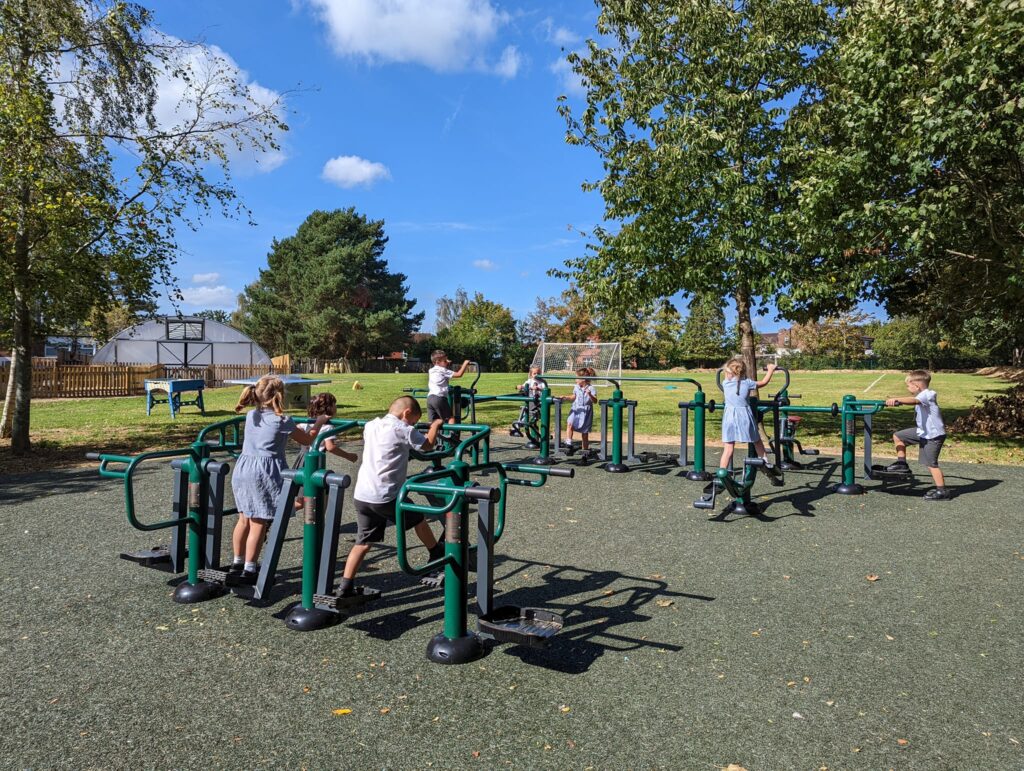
530,342,622,385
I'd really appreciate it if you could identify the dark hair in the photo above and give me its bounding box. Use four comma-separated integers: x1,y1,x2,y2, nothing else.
389,394,422,418
307,392,337,418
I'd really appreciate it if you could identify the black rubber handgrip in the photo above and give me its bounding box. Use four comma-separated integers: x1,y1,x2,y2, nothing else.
546,467,575,478
465,485,500,502
85,452,101,460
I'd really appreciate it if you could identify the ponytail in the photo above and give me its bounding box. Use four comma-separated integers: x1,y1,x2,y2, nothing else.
235,375,286,416
234,384,259,413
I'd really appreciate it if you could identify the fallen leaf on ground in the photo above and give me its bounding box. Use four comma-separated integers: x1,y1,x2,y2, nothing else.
792,712,804,719
897,738,909,746
656,599,674,607
332,708,352,716
379,707,390,715
472,751,480,758
723,764,749,771
559,705,570,713
866,574,880,582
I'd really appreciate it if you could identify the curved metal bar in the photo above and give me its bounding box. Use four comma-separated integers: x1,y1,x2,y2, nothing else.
101,449,197,532
541,373,703,390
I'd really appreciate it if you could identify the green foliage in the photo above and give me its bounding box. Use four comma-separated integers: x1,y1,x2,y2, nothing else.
434,292,517,369
864,317,937,370
791,312,872,364
192,309,232,324
787,0,1024,355
435,288,470,332
521,285,598,343
679,294,728,366
557,0,843,374
237,209,422,360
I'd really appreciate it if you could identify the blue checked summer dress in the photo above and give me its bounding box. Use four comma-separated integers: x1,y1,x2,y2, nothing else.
231,409,297,521
567,384,597,433
720,378,759,443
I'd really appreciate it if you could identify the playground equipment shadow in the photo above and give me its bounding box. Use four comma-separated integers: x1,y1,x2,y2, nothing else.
1,436,1021,769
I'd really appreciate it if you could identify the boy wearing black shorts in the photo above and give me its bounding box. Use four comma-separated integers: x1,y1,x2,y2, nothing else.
338,396,445,596
884,370,951,500
427,350,471,423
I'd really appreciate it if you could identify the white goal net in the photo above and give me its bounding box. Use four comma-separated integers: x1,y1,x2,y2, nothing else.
530,342,622,386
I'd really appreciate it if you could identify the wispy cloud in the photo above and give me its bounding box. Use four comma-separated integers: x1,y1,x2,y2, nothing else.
539,17,581,47
443,92,465,135
180,285,237,309
191,272,221,285
321,155,391,188
473,259,498,271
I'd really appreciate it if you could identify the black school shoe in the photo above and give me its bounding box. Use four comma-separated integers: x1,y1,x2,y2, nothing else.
885,460,911,473
923,487,952,501
763,463,785,487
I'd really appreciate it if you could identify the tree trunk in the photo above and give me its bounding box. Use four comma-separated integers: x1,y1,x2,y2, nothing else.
0,354,15,439
735,287,757,378
11,175,33,454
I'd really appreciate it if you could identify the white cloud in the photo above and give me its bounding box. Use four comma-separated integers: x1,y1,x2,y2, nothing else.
473,259,498,271
191,272,221,285
539,18,581,47
180,285,237,309
303,0,517,75
551,55,586,97
321,155,391,188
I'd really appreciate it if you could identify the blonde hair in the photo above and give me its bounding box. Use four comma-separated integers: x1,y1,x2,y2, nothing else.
906,370,932,387
431,350,448,365
722,357,746,379
235,375,286,416
389,394,422,418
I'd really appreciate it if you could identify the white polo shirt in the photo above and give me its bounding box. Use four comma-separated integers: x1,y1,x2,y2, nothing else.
914,389,946,439
353,414,427,504
428,365,455,396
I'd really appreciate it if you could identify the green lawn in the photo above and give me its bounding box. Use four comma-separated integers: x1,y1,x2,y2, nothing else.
3,369,1020,474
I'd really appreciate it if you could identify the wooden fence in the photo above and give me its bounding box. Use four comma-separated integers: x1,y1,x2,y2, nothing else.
0,362,280,400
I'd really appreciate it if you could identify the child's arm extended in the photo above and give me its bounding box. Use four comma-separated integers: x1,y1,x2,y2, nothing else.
885,396,919,407
755,363,777,388
419,418,445,451
451,359,472,378
323,436,357,462
586,385,598,403
290,415,329,446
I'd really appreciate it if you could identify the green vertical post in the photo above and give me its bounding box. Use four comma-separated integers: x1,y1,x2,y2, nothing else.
299,449,321,611
605,388,629,472
687,390,711,481
443,461,469,640
533,387,554,464
172,451,225,603
834,395,863,494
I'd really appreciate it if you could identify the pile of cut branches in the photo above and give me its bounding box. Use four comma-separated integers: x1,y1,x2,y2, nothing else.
951,385,1024,438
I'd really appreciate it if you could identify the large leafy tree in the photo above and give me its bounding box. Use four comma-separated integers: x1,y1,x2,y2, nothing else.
679,294,729,367
0,0,286,451
557,0,841,377
520,285,599,344
237,209,423,360
788,0,1024,361
435,292,517,370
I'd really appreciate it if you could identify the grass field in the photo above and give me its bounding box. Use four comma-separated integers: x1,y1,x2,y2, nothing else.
1,369,1020,475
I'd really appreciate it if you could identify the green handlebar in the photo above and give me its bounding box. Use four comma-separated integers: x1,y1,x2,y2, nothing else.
89,448,196,531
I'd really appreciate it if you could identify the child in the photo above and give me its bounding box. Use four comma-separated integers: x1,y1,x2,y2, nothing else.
884,370,950,500
427,350,472,424
294,392,357,511
230,375,327,579
719,358,783,485
561,368,597,456
337,396,446,597
517,365,548,426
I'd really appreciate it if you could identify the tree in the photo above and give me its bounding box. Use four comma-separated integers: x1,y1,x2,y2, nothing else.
787,0,1024,362
434,293,518,370
598,300,655,367
679,294,728,367
649,299,684,367
865,317,937,370
237,209,423,360
557,0,844,378
521,285,599,343
193,309,232,324
0,0,286,450
791,312,871,364
435,288,470,332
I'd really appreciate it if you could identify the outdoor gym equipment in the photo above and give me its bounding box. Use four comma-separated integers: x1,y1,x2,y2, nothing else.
692,368,787,517
395,453,574,665
87,415,250,603
538,374,715,479
830,395,916,494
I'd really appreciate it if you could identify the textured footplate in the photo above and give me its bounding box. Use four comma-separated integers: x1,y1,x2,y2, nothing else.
120,545,175,566
478,606,562,647
420,571,444,588
314,586,381,611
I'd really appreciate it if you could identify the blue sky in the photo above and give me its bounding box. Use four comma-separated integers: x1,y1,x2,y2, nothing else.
146,1,879,333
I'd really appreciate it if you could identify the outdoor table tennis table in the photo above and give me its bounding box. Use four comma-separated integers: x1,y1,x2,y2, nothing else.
223,375,331,409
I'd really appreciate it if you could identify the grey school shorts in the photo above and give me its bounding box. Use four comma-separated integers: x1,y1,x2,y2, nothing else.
427,394,452,422
353,498,425,545
894,427,946,468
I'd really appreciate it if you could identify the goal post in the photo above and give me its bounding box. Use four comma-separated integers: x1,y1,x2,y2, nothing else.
530,342,622,385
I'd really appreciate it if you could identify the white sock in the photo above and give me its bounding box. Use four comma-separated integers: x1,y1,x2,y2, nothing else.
232,556,243,566
244,561,257,572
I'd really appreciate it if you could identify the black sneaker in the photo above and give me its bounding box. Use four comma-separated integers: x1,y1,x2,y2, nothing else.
228,562,244,573
763,463,784,487
923,488,952,501
885,460,911,473
562,443,576,456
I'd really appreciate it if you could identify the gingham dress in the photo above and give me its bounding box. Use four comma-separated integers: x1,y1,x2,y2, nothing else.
567,384,597,433
720,378,760,443
231,409,297,521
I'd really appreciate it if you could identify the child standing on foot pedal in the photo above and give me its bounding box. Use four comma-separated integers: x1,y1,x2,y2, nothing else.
230,376,327,580
337,396,446,597
719,358,783,485
426,350,472,424
885,370,950,500
561,367,597,456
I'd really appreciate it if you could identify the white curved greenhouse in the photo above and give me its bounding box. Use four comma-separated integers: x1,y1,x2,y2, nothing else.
92,317,271,366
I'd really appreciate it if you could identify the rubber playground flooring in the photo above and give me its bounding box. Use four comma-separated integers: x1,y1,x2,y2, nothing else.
1,438,1021,769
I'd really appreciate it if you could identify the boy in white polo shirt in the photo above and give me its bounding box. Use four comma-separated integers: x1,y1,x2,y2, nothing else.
337,395,446,596
427,350,472,423
884,370,951,500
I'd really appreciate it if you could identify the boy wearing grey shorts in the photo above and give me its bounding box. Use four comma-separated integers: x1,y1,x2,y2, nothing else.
884,370,951,501
337,396,446,597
